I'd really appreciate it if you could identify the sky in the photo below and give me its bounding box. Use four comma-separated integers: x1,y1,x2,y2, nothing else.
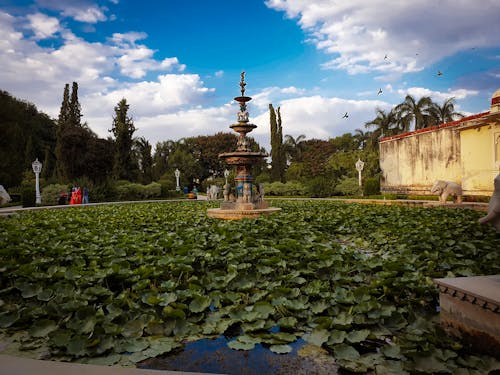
1,0,500,152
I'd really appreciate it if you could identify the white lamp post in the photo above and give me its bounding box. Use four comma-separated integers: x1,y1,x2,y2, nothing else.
355,159,365,194
175,169,180,191
224,169,230,185
31,158,42,204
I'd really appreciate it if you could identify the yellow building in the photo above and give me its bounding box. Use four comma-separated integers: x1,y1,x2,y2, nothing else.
380,89,500,197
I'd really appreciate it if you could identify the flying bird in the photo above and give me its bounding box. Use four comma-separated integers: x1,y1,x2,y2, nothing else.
377,88,383,95
384,54,388,60
342,112,349,119
437,70,443,76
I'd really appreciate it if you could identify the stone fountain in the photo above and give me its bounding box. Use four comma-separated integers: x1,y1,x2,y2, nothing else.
207,72,281,220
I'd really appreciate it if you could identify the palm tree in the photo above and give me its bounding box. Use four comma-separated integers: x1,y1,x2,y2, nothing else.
394,95,433,130
365,108,397,140
428,98,464,126
283,134,306,163
134,137,153,183
353,128,369,150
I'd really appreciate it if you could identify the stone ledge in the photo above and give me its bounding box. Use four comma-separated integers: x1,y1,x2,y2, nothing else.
0,354,222,375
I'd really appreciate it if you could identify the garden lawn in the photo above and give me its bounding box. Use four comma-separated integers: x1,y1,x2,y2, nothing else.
0,200,499,374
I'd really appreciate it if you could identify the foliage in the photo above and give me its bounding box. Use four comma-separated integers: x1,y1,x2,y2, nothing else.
263,181,307,196
305,176,336,197
41,184,69,206
0,90,56,188
334,177,360,196
115,181,161,201
269,104,286,182
134,137,153,184
111,98,138,181
0,201,498,373
363,177,380,196
21,186,36,207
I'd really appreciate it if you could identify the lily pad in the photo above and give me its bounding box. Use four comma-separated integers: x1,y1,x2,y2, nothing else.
29,319,58,338
269,344,292,354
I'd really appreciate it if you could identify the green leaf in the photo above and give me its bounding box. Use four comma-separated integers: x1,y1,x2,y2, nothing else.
269,344,292,354
303,328,329,346
228,340,255,350
29,319,57,338
122,319,146,338
346,329,370,343
37,289,54,301
327,330,346,345
84,354,122,366
382,344,402,359
67,335,88,356
189,295,211,313
120,338,150,353
0,311,20,328
375,360,409,375
277,316,297,329
334,343,360,361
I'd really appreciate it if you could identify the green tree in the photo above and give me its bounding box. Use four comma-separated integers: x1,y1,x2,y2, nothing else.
134,137,153,184
428,97,464,125
55,83,70,180
365,108,397,140
111,98,138,181
283,134,306,164
394,94,433,130
269,104,285,182
69,82,82,128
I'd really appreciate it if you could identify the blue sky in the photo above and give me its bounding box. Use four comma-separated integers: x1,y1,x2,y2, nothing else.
1,0,500,150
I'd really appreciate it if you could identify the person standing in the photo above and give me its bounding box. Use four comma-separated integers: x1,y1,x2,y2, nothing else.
83,187,89,204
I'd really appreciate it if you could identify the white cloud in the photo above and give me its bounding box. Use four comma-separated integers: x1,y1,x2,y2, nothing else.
252,95,389,150
63,6,107,23
266,0,500,76
26,13,60,39
215,70,224,78
397,87,479,103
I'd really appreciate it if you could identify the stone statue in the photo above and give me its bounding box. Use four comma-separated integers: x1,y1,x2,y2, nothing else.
243,183,252,203
0,185,11,204
223,183,230,201
478,174,500,231
430,180,463,204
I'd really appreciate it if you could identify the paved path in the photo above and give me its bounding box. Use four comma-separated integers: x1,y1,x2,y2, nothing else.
0,355,221,375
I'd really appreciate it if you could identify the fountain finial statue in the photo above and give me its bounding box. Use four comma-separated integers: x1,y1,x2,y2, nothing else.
240,71,246,96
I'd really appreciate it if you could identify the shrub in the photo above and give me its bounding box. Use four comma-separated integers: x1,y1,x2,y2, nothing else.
305,176,336,198
115,181,162,201
41,184,69,206
21,186,36,207
363,177,380,196
334,177,360,196
264,181,307,196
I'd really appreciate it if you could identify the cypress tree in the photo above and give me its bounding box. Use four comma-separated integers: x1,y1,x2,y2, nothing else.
269,104,285,182
69,81,82,128
111,98,137,181
55,83,70,181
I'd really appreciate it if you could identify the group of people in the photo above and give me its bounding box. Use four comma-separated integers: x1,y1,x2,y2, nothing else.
59,186,89,205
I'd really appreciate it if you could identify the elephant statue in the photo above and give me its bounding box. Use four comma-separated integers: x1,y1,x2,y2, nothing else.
0,185,11,204
430,180,463,204
478,174,500,231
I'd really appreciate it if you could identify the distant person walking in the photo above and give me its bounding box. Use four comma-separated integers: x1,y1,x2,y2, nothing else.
82,187,89,204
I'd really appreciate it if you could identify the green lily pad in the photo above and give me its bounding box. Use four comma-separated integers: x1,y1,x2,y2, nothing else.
269,344,292,354
334,343,360,361
303,328,329,346
0,311,20,328
29,319,57,338
189,295,211,313
228,340,255,350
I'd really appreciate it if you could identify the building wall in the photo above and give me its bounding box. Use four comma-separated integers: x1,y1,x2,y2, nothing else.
460,122,500,195
380,127,461,195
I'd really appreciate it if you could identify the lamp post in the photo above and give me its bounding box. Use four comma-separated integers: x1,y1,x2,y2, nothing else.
224,169,230,185
175,169,180,191
31,158,42,204
355,159,364,195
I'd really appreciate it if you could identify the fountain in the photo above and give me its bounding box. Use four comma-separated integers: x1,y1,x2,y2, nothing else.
207,72,281,220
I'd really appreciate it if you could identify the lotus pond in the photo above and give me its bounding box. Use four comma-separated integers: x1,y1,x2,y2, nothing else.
0,200,499,374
